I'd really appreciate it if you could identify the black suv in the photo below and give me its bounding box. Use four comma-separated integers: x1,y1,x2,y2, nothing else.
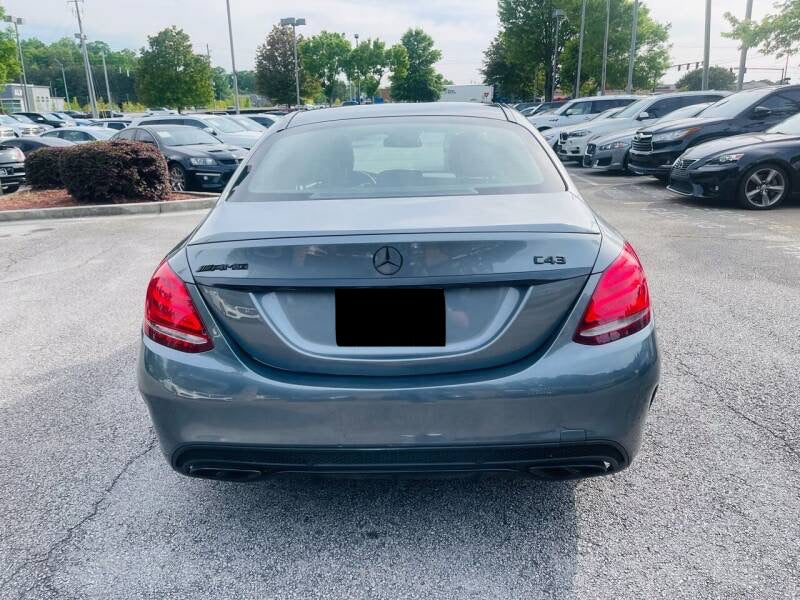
12,112,74,128
628,85,800,179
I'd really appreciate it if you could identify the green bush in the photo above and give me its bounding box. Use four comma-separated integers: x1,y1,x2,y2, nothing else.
58,140,170,203
25,147,68,189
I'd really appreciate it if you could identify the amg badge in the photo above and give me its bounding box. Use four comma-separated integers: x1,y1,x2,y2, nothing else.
197,263,249,272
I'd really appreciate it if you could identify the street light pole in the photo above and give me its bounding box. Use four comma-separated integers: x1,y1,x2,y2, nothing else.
101,51,113,110
281,17,306,108
702,0,712,90
354,33,360,102
56,59,71,106
4,16,31,111
68,0,99,118
600,0,610,95
225,0,241,114
626,0,639,93
575,0,587,98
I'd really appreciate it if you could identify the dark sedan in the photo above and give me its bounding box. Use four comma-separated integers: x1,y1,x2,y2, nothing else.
111,125,248,192
667,112,800,210
629,85,800,180
13,111,74,128
0,143,27,193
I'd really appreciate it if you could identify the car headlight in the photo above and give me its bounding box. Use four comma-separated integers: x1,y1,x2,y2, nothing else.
189,157,217,166
568,129,590,138
652,128,699,143
599,141,629,151
706,153,744,165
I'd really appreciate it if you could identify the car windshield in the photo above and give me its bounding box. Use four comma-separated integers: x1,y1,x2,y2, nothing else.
230,116,265,131
232,117,565,202
699,90,765,118
0,115,17,125
654,102,712,124
11,114,33,123
203,116,245,133
45,113,66,121
767,113,800,135
155,128,221,146
612,99,649,119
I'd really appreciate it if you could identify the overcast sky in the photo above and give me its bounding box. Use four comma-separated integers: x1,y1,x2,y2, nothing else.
3,0,795,86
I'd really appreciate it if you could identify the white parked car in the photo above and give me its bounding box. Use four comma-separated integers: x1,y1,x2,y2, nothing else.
556,91,731,161
539,107,624,149
527,95,640,131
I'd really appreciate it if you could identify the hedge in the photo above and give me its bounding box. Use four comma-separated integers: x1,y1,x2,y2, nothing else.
58,140,171,203
25,147,69,189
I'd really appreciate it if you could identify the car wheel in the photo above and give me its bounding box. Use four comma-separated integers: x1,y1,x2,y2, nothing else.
169,163,188,192
3,184,19,193
737,164,789,210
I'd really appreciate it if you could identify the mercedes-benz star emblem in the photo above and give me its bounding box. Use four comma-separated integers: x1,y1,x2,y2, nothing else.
373,246,403,275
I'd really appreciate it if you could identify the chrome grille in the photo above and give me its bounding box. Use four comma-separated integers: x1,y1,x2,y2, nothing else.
670,158,697,178
632,133,653,153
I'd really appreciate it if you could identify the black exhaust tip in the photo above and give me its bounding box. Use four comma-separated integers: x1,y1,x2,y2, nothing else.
187,466,263,482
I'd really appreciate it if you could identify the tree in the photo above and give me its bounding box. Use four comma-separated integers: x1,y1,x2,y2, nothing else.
484,0,671,100
390,28,444,102
211,66,232,100
347,39,391,99
301,31,351,103
0,7,19,87
676,67,736,91
725,1,800,61
136,27,212,111
256,25,313,107
236,70,256,93
557,0,670,95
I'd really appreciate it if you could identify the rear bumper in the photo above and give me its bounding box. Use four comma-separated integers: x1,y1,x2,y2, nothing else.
173,441,631,481
139,279,661,479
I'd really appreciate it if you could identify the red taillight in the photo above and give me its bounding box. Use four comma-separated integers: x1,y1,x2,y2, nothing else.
144,261,213,353
574,242,651,345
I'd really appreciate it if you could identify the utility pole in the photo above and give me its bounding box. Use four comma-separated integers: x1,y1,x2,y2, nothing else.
280,17,306,108
206,44,211,63
702,0,712,90
575,0,587,98
626,0,639,93
56,59,71,106
4,15,30,111
736,0,754,91
101,51,113,111
69,0,99,118
601,0,610,95
225,0,241,114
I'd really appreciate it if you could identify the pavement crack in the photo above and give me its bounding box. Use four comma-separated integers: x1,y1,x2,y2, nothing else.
0,431,157,597
671,355,800,463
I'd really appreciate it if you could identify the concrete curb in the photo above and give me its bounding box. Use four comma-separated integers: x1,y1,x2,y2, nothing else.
0,196,218,223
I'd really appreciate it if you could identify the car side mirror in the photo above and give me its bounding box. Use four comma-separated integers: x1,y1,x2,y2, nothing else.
637,111,651,120
752,106,772,120
203,127,217,136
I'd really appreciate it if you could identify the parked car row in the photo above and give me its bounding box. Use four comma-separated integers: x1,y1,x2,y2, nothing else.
522,85,800,210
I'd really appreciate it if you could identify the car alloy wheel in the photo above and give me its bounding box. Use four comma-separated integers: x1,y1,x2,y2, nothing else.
740,165,788,210
169,164,187,192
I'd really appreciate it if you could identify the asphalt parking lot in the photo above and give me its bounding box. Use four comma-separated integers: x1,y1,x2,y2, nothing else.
1,167,798,599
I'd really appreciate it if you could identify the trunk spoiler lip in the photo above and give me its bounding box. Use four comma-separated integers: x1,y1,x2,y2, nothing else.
188,227,600,246
192,267,593,290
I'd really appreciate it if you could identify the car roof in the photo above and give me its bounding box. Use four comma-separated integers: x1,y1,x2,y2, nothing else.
286,102,509,128
50,126,109,132
137,124,201,132
566,95,642,103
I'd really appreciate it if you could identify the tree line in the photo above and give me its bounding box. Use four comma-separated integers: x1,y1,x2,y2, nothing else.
0,4,447,112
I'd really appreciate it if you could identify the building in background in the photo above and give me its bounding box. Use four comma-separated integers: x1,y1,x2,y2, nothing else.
439,84,494,104
0,84,66,113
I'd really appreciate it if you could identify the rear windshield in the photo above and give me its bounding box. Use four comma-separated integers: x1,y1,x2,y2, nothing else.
230,117,565,201
155,127,220,146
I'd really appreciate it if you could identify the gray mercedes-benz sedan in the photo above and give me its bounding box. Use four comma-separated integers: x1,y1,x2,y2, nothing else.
138,102,660,482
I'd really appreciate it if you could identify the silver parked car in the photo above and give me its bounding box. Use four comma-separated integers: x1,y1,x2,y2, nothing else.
584,102,716,172
137,103,660,482
41,126,116,143
132,114,262,149
0,114,49,137
558,91,730,160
